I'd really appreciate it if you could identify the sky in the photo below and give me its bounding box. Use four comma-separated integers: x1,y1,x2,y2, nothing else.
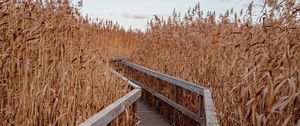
71,0,264,30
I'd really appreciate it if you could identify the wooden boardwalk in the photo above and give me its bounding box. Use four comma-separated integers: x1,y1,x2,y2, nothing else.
137,100,171,126
79,59,219,126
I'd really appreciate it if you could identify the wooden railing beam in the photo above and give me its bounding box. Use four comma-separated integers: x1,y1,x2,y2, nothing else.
125,75,202,124
121,60,207,95
118,59,219,126
79,89,141,126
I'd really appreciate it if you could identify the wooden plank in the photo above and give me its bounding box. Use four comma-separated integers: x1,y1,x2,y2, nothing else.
121,60,207,95
137,100,171,126
110,68,141,89
79,89,141,126
108,56,130,62
198,95,202,116
203,90,219,126
112,60,220,125
126,76,201,124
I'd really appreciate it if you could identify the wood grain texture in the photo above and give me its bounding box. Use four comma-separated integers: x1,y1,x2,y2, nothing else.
203,90,219,126
120,60,219,126
127,75,201,124
121,60,207,95
79,89,141,126
137,100,171,126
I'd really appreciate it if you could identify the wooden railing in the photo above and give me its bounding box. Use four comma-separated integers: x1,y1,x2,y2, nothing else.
80,57,219,126
110,57,219,126
79,70,141,126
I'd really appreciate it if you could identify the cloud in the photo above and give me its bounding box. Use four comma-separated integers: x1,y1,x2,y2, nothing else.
109,12,116,17
153,14,170,17
122,13,149,19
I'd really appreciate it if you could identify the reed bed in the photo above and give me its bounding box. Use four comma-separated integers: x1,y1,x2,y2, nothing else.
0,0,138,125
132,1,300,125
1,0,300,125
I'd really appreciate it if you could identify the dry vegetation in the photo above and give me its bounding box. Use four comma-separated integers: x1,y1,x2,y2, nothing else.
1,0,300,126
0,0,139,125
132,0,300,125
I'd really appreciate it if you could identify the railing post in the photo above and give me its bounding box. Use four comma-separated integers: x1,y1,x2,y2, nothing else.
198,95,202,116
197,95,202,126
173,85,177,125
115,60,219,126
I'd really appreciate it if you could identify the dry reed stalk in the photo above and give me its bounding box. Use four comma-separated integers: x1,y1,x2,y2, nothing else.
131,0,300,125
0,0,139,125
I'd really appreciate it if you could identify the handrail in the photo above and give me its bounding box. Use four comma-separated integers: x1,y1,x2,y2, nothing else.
112,58,219,126
79,69,141,126
203,90,219,126
125,75,201,123
121,60,207,95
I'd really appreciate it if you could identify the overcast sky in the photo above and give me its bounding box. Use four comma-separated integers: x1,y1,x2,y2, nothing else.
71,0,265,30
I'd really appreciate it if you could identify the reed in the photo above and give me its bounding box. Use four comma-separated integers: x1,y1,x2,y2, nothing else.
132,1,300,125
0,0,138,125
1,0,299,125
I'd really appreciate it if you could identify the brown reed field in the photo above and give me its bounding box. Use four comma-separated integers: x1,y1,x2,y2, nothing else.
1,0,300,126
0,0,140,125
132,0,300,125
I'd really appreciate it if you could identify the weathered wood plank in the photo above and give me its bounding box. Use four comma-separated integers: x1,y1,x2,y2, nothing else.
137,100,171,126
121,60,207,95
112,59,219,126
126,75,201,124
203,90,219,126
110,68,141,89
79,89,141,126
108,56,130,62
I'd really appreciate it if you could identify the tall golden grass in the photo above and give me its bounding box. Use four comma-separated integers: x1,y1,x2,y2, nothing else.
0,0,139,125
1,0,299,125
132,0,300,125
